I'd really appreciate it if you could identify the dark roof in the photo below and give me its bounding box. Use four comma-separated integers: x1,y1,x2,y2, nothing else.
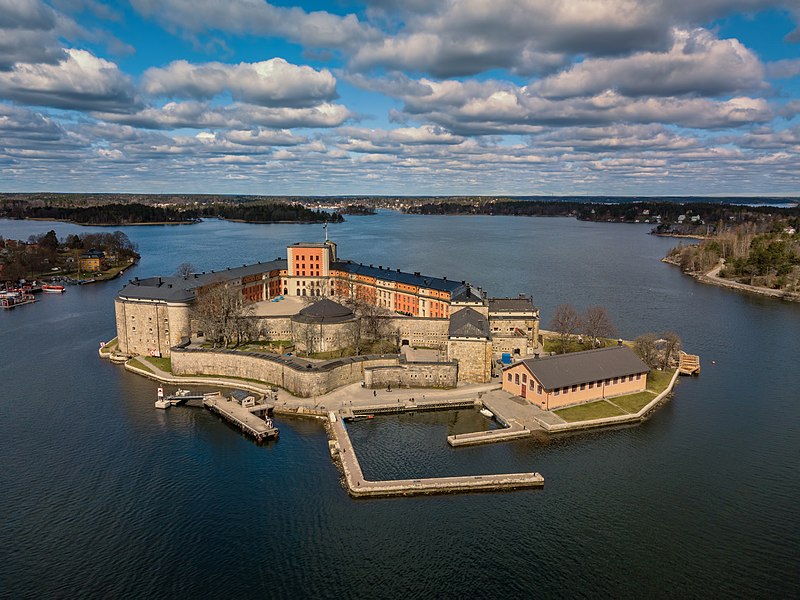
452,285,485,303
448,307,490,339
330,260,461,293
117,259,287,303
293,298,354,324
80,249,105,259
489,296,536,312
514,346,650,390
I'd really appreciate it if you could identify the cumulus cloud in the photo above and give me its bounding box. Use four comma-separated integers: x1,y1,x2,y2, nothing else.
95,101,351,130
0,48,136,111
348,0,798,77
142,58,337,107
129,0,379,50
530,29,764,99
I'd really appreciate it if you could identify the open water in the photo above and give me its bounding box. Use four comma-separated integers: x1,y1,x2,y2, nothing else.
1,213,798,598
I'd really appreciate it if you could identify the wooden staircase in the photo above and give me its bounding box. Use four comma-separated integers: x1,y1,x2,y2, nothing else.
678,351,701,375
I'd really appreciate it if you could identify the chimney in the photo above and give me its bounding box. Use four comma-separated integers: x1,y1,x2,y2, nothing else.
397,268,400,273
414,272,420,277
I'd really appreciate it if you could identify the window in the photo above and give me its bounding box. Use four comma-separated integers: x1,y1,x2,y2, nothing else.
537,385,542,394
589,382,594,389
636,373,642,380
562,387,569,394
629,374,634,382
612,377,618,384
580,383,586,390
554,389,560,396
571,385,578,392
522,374,527,383
507,373,512,382
514,374,520,385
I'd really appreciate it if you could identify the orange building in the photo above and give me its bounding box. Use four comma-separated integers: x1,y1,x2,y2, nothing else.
79,249,105,273
502,346,650,411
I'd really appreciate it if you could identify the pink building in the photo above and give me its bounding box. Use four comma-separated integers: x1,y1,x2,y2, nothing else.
502,346,650,411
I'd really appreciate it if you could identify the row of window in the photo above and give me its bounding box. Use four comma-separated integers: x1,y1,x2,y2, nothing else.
508,371,642,394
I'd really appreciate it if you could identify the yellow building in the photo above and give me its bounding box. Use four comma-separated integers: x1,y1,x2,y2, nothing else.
79,250,105,273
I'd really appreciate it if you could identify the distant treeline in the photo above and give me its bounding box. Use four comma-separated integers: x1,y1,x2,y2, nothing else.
402,198,800,232
0,200,341,225
199,203,341,223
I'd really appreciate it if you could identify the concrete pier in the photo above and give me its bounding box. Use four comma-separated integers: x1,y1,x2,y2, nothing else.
329,413,543,497
203,393,279,442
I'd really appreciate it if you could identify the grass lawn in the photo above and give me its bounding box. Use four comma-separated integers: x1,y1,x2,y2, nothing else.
554,400,628,422
100,337,118,354
611,391,657,413
647,368,676,393
127,358,153,373
144,356,172,372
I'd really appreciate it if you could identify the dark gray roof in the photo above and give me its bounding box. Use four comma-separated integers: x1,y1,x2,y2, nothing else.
514,346,650,390
452,285,485,303
448,307,490,339
489,296,536,312
330,260,461,293
293,298,354,324
117,259,287,302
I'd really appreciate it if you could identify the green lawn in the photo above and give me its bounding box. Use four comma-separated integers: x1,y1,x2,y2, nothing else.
610,391,657,413
100,337,118,354
554,400,628,422
647,368,676,393
127,358,153,373
144,356,172,372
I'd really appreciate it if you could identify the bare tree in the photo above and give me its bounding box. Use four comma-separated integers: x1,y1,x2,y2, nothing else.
660,331,682,369
192,283,254,348
345,318,364,356
583,306,616,348
550,303,581,353
175,262,194,278
633,333,659,369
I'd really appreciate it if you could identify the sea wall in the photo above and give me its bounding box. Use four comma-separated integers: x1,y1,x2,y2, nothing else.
363,362,458,389
170,347,399,397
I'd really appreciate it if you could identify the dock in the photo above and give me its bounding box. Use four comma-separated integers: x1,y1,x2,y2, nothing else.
678,351,701,375
329,412,543,497
203,393,279,443
341,398,477,421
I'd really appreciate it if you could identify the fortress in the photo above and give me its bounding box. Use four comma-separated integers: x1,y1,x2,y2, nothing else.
114,240,539,384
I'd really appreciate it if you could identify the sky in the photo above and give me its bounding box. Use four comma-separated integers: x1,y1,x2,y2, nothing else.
1,0,800,196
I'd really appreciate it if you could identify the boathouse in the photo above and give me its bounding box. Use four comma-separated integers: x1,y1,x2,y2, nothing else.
502,346,650,410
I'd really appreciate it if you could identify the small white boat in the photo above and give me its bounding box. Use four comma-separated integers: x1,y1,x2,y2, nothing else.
480,408,494,418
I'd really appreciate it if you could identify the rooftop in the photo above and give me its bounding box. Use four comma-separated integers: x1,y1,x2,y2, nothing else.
513,346,650,390
118,258,287,302
331,260,462,293
489,295,537,313
293,298,355,324
448,307,490,339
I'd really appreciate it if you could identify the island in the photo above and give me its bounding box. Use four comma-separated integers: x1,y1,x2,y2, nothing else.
101,238,697,496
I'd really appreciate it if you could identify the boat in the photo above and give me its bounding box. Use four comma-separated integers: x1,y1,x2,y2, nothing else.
480,408,494,418
42,284,66,293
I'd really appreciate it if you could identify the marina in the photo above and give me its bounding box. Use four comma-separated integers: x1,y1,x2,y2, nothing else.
329,413,544,497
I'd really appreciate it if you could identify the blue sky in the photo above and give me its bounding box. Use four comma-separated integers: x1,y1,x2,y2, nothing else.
1,0,799,196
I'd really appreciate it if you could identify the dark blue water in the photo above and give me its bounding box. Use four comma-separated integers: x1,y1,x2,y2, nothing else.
1,214,798,598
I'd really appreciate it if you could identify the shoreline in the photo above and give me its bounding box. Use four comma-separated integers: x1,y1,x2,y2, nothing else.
22,217,199,227
663,257,800,303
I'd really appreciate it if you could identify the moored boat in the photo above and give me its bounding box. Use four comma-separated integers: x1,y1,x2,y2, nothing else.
42,284,66,293
480,408,494,418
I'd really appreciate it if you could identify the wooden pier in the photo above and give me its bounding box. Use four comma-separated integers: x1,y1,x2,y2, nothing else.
203,393,279,443
678,352,701,375
329,413,543,497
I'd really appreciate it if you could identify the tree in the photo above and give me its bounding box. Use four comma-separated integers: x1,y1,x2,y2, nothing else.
660,331,682,369
582,306,616,348
633,333,659,369
191,283,254,348
175,262,194,278
550,303,581,353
